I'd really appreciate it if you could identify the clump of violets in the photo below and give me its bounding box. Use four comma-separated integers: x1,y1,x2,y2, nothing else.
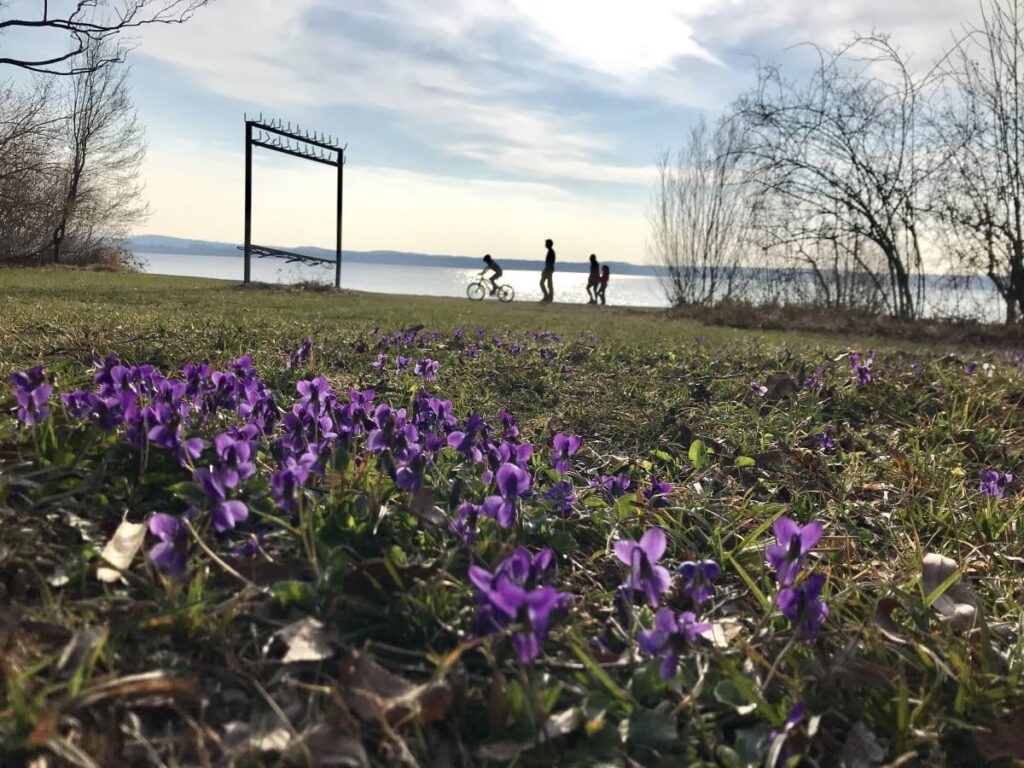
469,548,571,662
765,515,823,586
286,338,313,370
551,432,581,475
980,469,1013,498
10,366,52,426
849,350,875,384
614,527,671,608
813,426,836,453
776,573,829,642
638,609,712,679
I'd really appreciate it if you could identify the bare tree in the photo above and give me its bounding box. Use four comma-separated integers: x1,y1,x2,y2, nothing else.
649,116,752,307
0,0,212,75
935,0,1024,323
51,42,147,263
734,35,934,319
0,78,62,261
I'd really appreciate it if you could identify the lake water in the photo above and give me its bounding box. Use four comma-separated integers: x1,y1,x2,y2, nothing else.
137,252,669,307
137,251,1007,322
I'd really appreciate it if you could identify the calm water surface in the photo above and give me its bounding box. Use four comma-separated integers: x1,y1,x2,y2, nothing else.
138,252,668,307
138,252,1006,321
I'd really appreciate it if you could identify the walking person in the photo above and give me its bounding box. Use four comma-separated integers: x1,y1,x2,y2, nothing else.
540,238,555,303
586,253,600,304
597,264,610,305
480,254,503,295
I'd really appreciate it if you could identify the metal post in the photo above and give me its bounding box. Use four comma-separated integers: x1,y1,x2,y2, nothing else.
335,149,344,290
244,121,253,284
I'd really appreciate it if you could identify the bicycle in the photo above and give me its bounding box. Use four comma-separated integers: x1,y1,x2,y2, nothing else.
467,278,515,303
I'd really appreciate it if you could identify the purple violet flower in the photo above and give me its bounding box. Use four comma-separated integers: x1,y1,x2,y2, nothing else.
614,527,672,608
980,469,1013,498
776,573,829,642
849,350,875,385
599,474,632,497
679,560,720,607
643,476,673,508
287,338,313,370
813,426,836,453
544,480,576,514
449,501,481,544
195,468,249,533
10,366,52,426
637,608,712,679
413,358,439,381
482,462,532,528
750,380,768,397
147,513,190,576
765,515,823,586
469,550,569,662
551,432,581,475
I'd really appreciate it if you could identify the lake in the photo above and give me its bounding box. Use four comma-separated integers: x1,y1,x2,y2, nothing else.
137,251,1006,322
136,252,669,307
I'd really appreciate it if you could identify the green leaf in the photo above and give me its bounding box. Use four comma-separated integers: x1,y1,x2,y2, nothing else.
735,456,756,468
270,580,317,610
688,439,710,470
714,679,758,715
626,708,678,750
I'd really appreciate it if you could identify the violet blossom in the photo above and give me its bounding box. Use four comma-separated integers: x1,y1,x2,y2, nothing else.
637,608,712,679
765,515,823,586
614,527,672,608
678,560,720,607
551,432,581,475
482,462,532,528
776,573,829,642
10,366,52,426
980,469,1013,498
147,513,190,576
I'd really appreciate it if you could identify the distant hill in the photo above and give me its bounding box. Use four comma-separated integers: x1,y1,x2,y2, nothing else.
129,235,663,277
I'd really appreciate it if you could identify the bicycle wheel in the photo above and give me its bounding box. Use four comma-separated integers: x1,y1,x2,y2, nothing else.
467,282,486,301
497,285,515,303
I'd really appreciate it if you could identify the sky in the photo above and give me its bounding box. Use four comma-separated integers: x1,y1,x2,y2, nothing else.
4,0,989,262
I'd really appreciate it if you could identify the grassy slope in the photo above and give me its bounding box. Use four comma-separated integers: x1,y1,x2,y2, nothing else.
1,269,1022,767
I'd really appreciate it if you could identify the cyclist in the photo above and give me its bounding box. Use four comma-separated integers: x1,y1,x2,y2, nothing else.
480,254,503,295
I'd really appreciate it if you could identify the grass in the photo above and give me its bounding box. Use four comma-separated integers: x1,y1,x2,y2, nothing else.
1,269,1023,767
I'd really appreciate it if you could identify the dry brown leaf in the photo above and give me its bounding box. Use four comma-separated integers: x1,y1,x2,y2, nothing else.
976,708,1024,760
96,519,146,583
340,648,452,728
921,553,981,633
270,616,336,663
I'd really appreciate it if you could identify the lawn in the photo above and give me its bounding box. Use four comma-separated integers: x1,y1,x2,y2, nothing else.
1,269,1022,767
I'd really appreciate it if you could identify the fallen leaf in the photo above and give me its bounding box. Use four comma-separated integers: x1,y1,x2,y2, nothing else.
976,707,1024,759
840,721,886,767
96,519,146,583
340,648,452,728
921,553,981,633
270,616,336,663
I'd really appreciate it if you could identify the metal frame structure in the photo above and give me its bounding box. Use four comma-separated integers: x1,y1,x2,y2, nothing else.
242,114,347,288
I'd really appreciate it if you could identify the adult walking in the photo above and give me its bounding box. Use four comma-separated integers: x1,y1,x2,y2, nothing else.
540,238,556,303
586,253,600,304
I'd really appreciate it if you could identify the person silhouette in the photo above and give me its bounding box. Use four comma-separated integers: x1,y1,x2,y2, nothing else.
598,264,610,305
540,238,555,303
586,253,600,304
480,254,502,295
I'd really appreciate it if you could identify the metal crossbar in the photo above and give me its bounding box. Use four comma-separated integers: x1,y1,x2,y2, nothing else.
236,244,334,267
